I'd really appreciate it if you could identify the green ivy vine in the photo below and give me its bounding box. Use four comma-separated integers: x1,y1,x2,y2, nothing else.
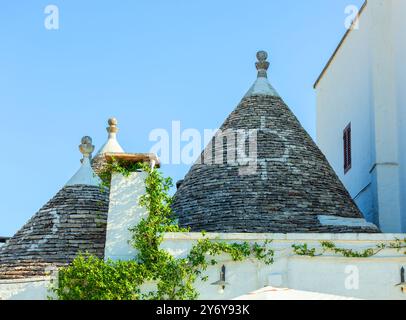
292,239,406,258
53,159,274,300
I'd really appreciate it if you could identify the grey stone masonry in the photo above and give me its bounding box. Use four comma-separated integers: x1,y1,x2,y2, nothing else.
0,185,109,279
173,94,379,233
92,153,108,176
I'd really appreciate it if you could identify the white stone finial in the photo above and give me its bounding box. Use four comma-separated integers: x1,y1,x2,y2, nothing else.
65,136,101,187
256,50,270,78
79,136,95,160
107,117,119,134
95,117,125,156
243,51,279,98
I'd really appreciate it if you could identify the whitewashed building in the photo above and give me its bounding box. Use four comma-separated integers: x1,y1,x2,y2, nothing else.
315,0,406,233
1,51,406,300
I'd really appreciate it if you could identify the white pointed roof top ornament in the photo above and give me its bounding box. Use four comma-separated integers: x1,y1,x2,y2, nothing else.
244,51,280,98
66,136,101,187
96,118,125,156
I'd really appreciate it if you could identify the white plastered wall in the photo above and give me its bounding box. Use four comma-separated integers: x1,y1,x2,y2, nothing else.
0,277,55,300
316,0,406,232
161,233,406,300
104,171,148,261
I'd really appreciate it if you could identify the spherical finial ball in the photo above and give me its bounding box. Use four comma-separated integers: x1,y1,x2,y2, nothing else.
256,51,268,62
81,136,92,145
108,117,118,126
79,136,95,158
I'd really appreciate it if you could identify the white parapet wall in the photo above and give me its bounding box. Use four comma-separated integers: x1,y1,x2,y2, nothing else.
0,277,55,300
161,232,406,300
104,171,148,261
2,232,406,300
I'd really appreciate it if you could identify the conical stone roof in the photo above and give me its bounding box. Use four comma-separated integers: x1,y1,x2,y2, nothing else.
173,51,379,234
0,137,109,279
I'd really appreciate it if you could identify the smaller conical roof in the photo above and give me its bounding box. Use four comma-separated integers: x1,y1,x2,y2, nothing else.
0,136,109,280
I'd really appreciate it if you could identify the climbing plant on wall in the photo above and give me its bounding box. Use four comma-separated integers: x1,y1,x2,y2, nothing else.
292,239,406,258
53,158,406,300
53,159,275,300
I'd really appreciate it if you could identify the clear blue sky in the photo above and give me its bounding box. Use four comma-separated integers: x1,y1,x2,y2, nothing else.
0,0,363,236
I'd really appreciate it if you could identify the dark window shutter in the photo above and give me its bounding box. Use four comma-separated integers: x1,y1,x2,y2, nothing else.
343,123,352,173
348,126,352,167
343,131,347,170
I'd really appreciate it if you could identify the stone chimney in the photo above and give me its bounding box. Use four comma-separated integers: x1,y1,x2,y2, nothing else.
103,153,160,261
